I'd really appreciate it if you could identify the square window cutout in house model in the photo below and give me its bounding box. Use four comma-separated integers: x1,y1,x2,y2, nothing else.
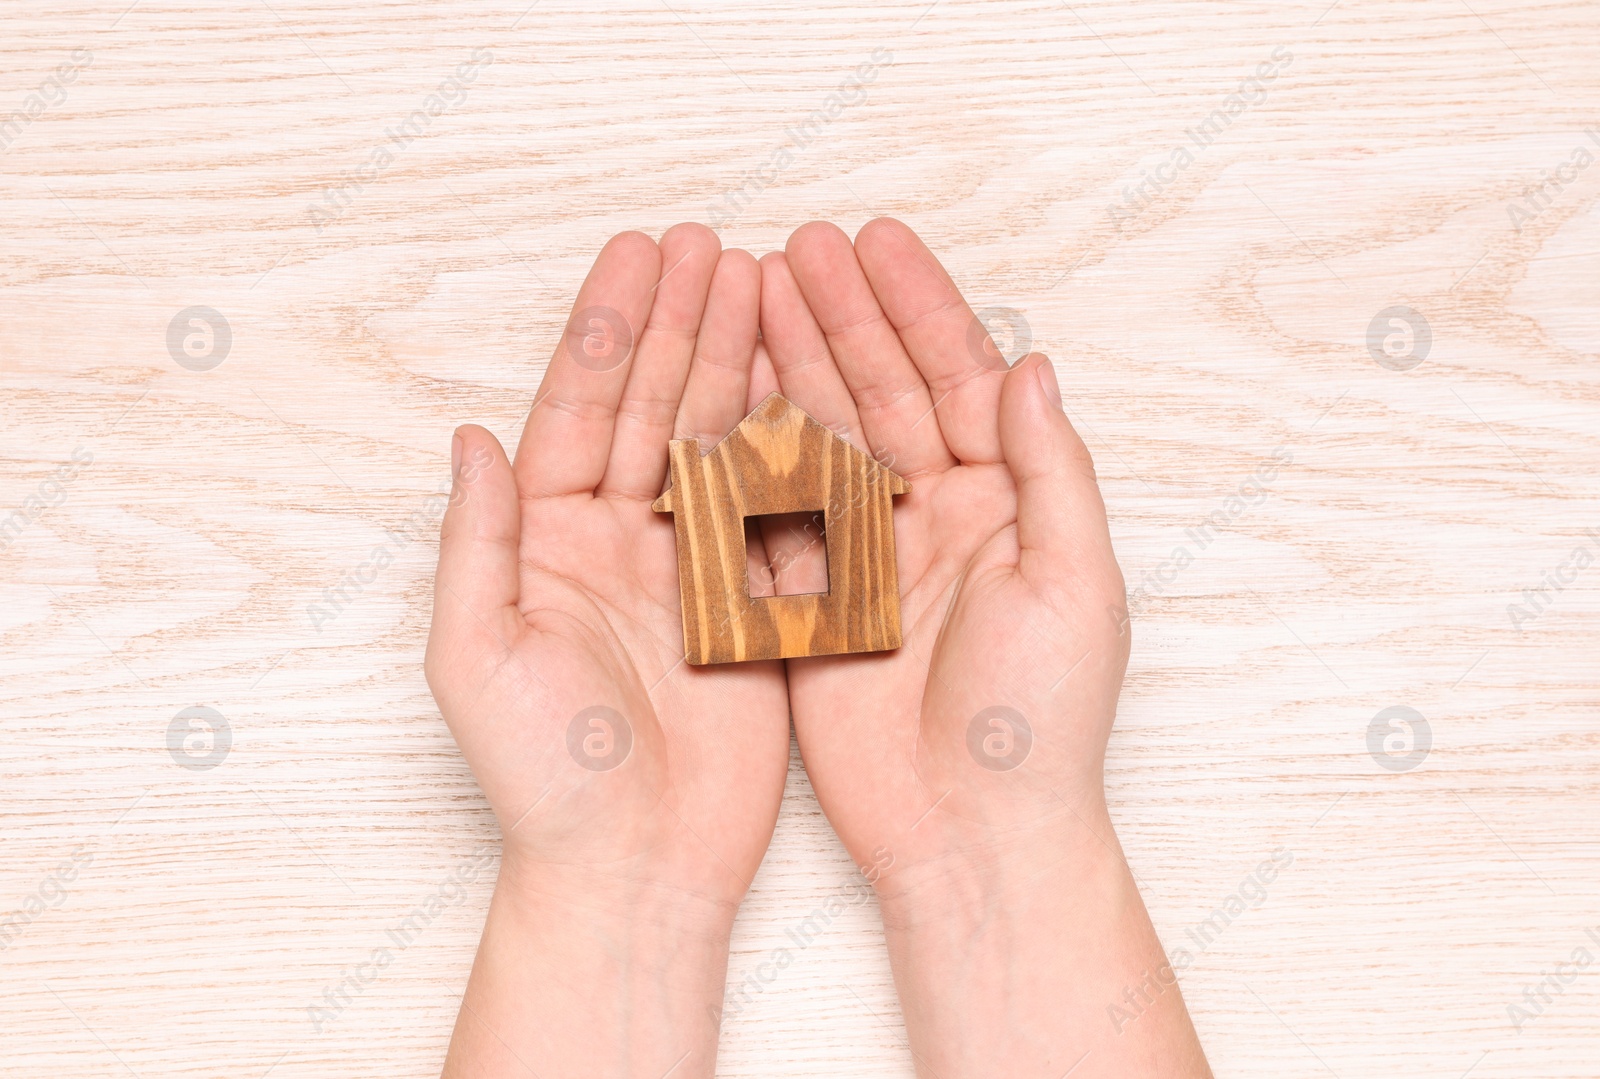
652,394,911,665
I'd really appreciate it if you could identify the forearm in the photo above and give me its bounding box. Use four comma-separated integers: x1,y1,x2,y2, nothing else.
442,854,736,1078
878,798,1211,1079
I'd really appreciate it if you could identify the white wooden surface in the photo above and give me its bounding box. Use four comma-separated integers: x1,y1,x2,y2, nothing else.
3,1,1598,1076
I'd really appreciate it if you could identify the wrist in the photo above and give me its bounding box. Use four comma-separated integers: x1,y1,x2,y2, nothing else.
868,797,1211,1079
496,846,739,958
873,785,1118,926
442,851,738,1078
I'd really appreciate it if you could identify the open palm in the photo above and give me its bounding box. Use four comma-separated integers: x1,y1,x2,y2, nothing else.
758,220,1131,903
425,226,790,914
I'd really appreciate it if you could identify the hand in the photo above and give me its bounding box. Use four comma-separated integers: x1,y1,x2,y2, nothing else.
759,217,1127,901
425,226,791,1077
759,219,1211,1077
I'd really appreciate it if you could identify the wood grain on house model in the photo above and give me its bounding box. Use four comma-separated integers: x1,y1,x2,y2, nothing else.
653,394,910,664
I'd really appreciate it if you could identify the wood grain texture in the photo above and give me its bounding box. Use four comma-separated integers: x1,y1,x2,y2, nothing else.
1,1,1598,1077
653,393,909,664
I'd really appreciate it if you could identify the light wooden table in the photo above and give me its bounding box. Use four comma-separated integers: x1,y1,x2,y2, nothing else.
3,2,1598,1076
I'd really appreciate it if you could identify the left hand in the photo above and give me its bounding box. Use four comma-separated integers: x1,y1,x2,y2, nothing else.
427,225,793,1078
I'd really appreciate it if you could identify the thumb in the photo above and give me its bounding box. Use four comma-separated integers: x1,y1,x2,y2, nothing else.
425,424,522,696
998,354,1119,594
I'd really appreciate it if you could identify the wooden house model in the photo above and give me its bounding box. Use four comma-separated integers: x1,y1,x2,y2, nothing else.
652,393,911,665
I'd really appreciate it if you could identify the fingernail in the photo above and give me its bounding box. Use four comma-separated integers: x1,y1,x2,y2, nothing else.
451,430,464,477
1035,359,1061,410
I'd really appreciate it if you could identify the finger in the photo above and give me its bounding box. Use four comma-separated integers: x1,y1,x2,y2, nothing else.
998,354,1119,591
758,506,830,596
516,231,660,499
748,337,781,410
673,248,760,447
744,518,778,598
784,221,955,477
598,223,721,500
426,425,523,692
757,251,865,453
854,217,1005,465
